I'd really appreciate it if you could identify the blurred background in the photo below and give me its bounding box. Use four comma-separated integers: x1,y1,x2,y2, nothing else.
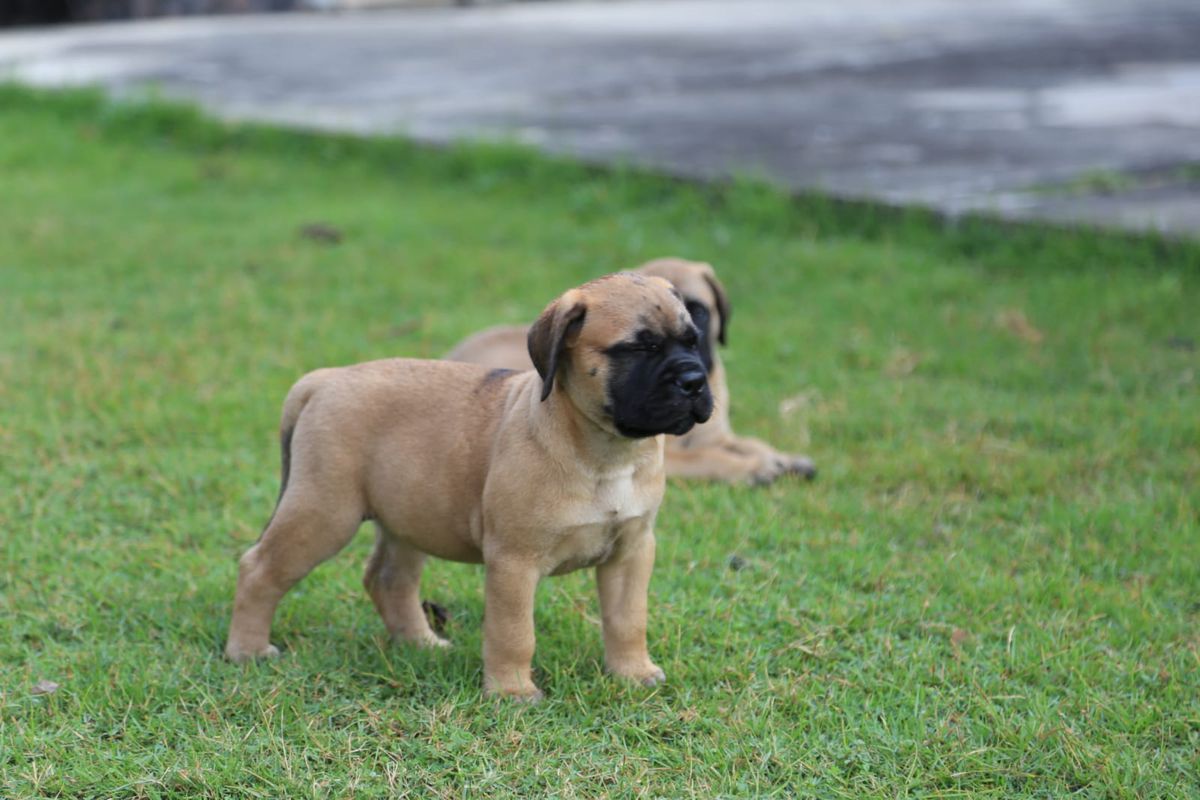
0,1,384,26
2,0,1199,236
3,0,1200,236
2,1,286,25
4,0,503,26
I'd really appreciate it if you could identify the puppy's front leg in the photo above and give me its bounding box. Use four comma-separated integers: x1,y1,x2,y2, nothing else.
482,558,543,701
596,526,665,687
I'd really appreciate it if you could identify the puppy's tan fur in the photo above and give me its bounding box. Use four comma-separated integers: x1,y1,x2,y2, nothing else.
447,258,815,485
226,273,694,700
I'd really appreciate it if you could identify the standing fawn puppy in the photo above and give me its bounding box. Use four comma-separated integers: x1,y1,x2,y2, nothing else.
226,273,713,700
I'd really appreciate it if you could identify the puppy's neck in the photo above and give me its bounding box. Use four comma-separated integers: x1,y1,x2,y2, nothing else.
532,384,661,471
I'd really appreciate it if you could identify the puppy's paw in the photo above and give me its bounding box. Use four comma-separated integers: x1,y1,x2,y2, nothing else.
419,633,453,649
639,666,667,687
391,626,452,649
224,641,280,663
609,659,666,687
484,679,544,703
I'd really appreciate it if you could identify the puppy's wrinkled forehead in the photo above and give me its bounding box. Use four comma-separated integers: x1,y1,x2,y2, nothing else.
579,273,691,343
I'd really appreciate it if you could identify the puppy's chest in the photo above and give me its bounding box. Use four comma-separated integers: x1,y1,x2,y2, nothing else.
546,468,655,575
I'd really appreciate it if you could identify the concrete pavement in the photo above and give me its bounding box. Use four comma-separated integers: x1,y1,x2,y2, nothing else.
3,0,1200,234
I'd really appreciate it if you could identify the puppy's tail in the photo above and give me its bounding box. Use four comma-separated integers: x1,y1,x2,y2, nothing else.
263,374,321,531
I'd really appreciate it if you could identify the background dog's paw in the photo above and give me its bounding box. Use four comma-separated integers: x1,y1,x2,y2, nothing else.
747,459,787,486
746,453,816,486
748,469,778,487
224,642,280,663
784,455,817,480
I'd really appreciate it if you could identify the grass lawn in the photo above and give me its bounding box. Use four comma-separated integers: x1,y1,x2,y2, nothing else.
1,85,1198,798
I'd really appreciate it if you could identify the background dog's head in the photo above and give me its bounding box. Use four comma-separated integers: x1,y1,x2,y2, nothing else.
636,258,730,373
528,272,714,438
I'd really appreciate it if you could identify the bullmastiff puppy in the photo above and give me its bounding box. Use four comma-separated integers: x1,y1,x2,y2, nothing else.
225,272,713,701
447,258,816,485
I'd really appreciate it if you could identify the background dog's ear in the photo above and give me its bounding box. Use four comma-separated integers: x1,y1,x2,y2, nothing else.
703,271,731,346
527,295,588,401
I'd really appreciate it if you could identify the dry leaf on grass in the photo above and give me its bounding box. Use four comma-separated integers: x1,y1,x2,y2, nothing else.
298,222,344,244
885,347,921,378
31,679,59,696
779,389,819,417
995,308,1044,344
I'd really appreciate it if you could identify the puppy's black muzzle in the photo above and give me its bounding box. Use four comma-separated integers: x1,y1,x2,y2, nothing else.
669,355,714,427
608,340,714,438
676,367,707,398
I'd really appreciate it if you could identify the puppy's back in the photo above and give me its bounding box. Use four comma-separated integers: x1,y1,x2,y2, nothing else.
278,358,541,558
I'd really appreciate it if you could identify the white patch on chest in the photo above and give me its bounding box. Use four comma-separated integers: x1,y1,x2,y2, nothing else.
546,465,652,575
593,464,640,522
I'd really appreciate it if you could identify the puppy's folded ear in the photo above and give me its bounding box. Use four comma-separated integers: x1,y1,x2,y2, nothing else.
702,268,731,346
527,293,588,401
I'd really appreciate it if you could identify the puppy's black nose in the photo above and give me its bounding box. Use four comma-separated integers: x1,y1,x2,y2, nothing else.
676,369,708,397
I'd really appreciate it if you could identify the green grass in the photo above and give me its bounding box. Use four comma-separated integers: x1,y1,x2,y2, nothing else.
1,84,1198,798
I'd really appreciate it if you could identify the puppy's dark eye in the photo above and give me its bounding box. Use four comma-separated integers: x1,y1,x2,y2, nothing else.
633,330,664,353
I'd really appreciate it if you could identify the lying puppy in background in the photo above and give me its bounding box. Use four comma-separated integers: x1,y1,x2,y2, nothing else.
226,272,713,701
448,258,816,485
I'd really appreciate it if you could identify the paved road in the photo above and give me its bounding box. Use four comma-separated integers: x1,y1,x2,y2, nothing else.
4,0,1200,234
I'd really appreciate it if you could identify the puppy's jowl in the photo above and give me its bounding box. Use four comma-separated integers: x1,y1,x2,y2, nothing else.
225,273,713,700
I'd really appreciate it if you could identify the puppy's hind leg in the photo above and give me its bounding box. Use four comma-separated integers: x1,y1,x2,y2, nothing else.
225,497,363,662
364,528,449,648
